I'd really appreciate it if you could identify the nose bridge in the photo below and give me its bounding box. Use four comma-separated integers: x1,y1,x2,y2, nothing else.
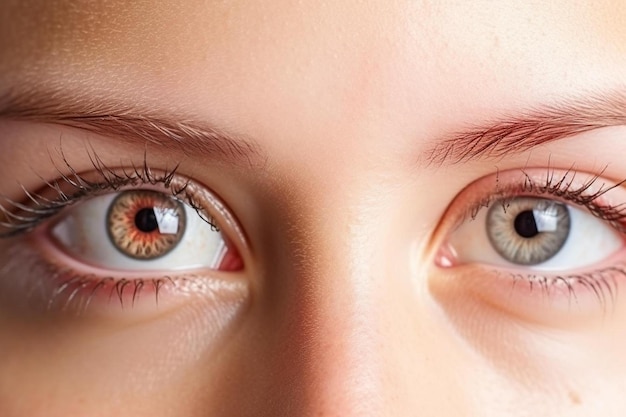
265,180,397,416
290,249,385,415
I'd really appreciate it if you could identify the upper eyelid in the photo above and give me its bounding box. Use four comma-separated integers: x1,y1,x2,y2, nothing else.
430,168,626,244
0,164,226,239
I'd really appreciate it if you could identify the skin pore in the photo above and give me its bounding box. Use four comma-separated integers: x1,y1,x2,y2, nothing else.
2,0,626,415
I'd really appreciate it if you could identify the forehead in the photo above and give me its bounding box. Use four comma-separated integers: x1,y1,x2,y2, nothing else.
1,1,626,162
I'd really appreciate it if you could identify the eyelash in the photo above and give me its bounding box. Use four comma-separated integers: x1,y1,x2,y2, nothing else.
453,166,626,310
31,257,181,312
464,166,626,231
4,152,626,314
0,149,224,313
491,266,622,313
0,149,219,238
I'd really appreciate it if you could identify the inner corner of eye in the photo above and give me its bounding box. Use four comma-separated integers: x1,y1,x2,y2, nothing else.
433,242,458,268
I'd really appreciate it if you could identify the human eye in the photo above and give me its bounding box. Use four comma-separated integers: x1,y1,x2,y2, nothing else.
0,149,247,319
430,167,626,327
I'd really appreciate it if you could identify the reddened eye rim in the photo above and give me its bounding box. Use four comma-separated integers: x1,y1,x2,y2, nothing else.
33,168,249,274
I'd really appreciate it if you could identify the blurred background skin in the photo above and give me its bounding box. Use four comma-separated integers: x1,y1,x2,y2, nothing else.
1,1,626,416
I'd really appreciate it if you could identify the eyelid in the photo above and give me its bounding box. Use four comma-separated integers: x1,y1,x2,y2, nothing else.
32,169,251,270
0,235,250,321
428,259,626,329
431,168,626,262
176,179,249,251
444,197,623,271
434,167,626,242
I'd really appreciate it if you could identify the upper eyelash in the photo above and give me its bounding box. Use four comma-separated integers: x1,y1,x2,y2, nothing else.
463,166,626,234
0,147,220,238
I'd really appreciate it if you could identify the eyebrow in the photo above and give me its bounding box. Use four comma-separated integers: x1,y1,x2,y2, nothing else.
3,89,624,170
426,92,626,166
0,89,264,168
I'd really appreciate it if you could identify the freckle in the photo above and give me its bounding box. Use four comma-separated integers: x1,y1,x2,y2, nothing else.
568,390,581,405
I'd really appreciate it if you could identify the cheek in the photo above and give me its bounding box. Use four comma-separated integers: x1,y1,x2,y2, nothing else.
427,264,626,413
0,288,249,415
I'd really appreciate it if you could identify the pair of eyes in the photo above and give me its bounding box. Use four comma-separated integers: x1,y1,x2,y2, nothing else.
42,169,620,274
4,165,624,319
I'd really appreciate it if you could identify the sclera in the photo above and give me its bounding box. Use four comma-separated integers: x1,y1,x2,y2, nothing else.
444,202,622,271
51,192,227,271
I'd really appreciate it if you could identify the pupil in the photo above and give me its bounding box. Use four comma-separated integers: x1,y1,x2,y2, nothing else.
135,208,159,233
514,210,539,238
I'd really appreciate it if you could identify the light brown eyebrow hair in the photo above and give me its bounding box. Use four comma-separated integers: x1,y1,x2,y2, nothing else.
0,88,264,168
426,92,626,166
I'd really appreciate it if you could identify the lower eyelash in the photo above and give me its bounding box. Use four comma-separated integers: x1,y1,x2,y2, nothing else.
493,266,623,313
8,253,174,314
0,238,208,316
48,271,170,312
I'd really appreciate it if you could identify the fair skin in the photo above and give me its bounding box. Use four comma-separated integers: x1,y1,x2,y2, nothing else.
1,1,626,415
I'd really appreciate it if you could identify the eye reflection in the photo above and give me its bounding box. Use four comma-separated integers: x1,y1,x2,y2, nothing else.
107,190,187,260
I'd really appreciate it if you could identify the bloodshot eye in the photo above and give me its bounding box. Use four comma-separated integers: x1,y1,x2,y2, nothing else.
107,190,187,260
50,188,242,272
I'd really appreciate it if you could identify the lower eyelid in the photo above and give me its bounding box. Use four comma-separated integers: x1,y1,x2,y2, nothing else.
430,259,626,329
0,235,250,321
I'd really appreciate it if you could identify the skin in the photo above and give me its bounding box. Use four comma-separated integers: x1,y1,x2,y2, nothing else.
1,0,626,415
